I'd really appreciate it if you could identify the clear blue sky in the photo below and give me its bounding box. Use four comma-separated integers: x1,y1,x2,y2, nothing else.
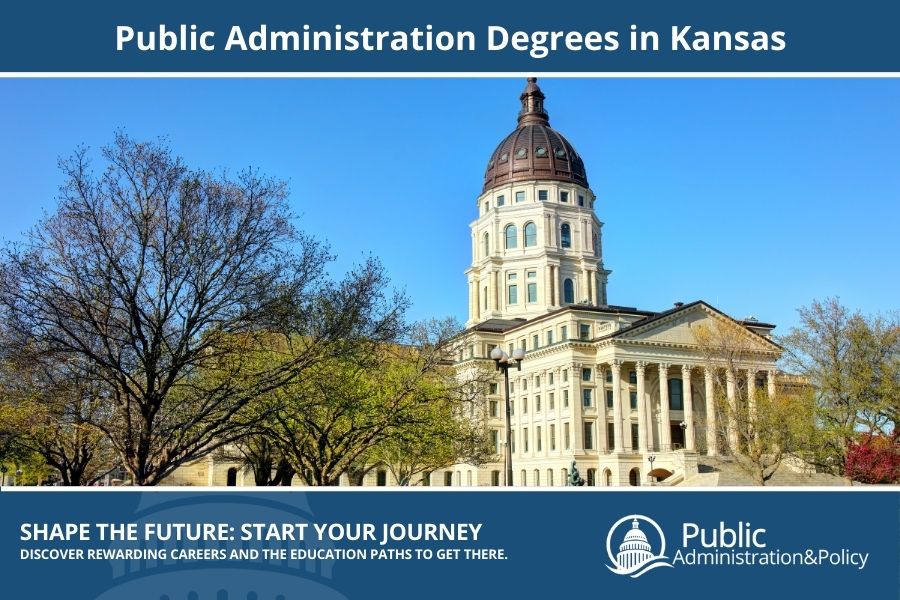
0,78,897,334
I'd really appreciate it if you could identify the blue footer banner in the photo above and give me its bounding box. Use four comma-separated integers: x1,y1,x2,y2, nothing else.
1,489,897,599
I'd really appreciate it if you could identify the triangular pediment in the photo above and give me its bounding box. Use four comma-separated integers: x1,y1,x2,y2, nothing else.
610,302,780,354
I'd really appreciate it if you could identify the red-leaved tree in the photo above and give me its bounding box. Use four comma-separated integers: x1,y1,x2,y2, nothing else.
844,433,900,484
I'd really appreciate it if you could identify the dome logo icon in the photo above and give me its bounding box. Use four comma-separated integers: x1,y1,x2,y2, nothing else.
606,515,674,578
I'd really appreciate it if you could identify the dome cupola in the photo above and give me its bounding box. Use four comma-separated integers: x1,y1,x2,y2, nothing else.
483,78,588,193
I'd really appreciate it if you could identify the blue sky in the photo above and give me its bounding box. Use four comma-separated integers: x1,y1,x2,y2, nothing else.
0,78,897,334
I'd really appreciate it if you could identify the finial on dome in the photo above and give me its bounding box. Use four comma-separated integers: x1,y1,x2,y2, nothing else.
632,519,641,529
518,77,549,126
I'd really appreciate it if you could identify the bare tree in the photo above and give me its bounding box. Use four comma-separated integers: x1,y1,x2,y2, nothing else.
0,133,347,485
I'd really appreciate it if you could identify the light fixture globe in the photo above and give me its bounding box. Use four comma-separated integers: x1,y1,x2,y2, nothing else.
512,348,526,361
490,346,504,361
498,351,509,363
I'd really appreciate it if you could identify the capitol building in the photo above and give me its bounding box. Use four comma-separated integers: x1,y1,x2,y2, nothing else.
436,78,782,487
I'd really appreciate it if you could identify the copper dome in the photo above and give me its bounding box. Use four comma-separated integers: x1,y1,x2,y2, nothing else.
483,78,588,193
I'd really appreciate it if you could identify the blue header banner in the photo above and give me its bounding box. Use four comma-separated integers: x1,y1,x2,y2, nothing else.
1,0,899,72
1,489,897,599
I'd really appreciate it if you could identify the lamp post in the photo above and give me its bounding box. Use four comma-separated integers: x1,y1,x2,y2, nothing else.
490,346,525,487
648,454,656,486
15,468,22,486
0,465,7,488
679,421,687,450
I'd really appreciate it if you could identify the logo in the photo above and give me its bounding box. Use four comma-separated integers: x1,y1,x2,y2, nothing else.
606,514,673,578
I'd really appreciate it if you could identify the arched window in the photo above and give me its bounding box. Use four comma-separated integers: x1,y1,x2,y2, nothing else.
547,469,554,487
563,278,575,304
629,468,641,487
376,469,387,486
505,224,518,249
520,469,527,486
523,222,537,247
560,223,572,248
587,468,596,486
604,468,613,487
226,467,238,487
534,469,540,486
483,232,490,257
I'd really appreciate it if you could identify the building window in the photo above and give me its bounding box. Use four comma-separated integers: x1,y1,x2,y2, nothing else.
535,375,541,388
515,190,526,203
584,422,594,449
550,424,556,450
549,372,554,384
549,392,555,410
489,382,498,394
520,470,527,485
444,472,453,486
508,284,518,305
504,224,518,249
560,223,572,248
561,325,568,340
583,389,593,407
607,422,615,451
563,369,568,382
629,468,640,487
606,369,613,383
580,324,591,340
422,472,431,486
483,201,489,214
536,395,542,412
606,390,614,408
582,368,592,381
511,434,515,453
510,400,514,416
537,427,542,452
483,232,490,257
630,391,638,410
548,469,554,486
564,423,571,449
605,469,612,486
631,423,640,451
497,194,505,206
538,189,548,201
522,378,528,391
532,333,539,348
629,370,637,384
563,279,574,303
490,429,499,452
527,282,537,303
587,468,597,486
376,470,387,486
669,378,684,410
524,222,537,247
534,469,540,486
491,470,500,486
560,191,569,203
482,286,488,310
523,429,529,452
578,194,585,206
547,331,554,345
489,400,498,417
563,389,569,407
467,471,472,486
523,397,528,413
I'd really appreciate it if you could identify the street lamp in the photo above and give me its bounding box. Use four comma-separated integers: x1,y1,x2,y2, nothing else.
0,465,7,488
648,454,656,486
679,421,687,449
491,346,525,486
15,468,22,486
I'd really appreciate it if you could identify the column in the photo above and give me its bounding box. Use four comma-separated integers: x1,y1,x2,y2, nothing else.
747,369,757,438
637,362,649,453
682,365,695,451
658,363,671,451
544,265,553,307
611,360,624,453
726,369,739,452
552,266,560,306
767,369,777,398
572,362,583,451
598,365,608,452
704,367,717,456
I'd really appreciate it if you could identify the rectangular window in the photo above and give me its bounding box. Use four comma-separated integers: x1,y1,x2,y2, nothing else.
560,191,569,203
564,423,571,449
582,368,592,381
606,390,614,408
524,428,529,452
538,189,548,201
532,333,539,348
510,400,515,416
523,397,528,413
445,472,453,486
547,331,554,345
563,389,569,407
483,201,489,213
583,422,594,449
549,372,554,384
491,471,500,486
489,400,498,417
508,343,514,355
606,369,613,383
583,388,593,407
507,285,517,305
527,283,537,303
490,429,499,453
629,370,637,384
578,194,585,206
522,378,527,391
550,424,556,450
535,376,541,388
489,382,498,395
536,395,542,411
561,325,568,341
511,435,515,453
580,323,591,340
497,194,505,206
549,392,555,409
515,190,526,203
563,369,569,382
669,378,684,410
630,391,638,410
607,423,615,451
631,423,640,451
537,426,542,451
